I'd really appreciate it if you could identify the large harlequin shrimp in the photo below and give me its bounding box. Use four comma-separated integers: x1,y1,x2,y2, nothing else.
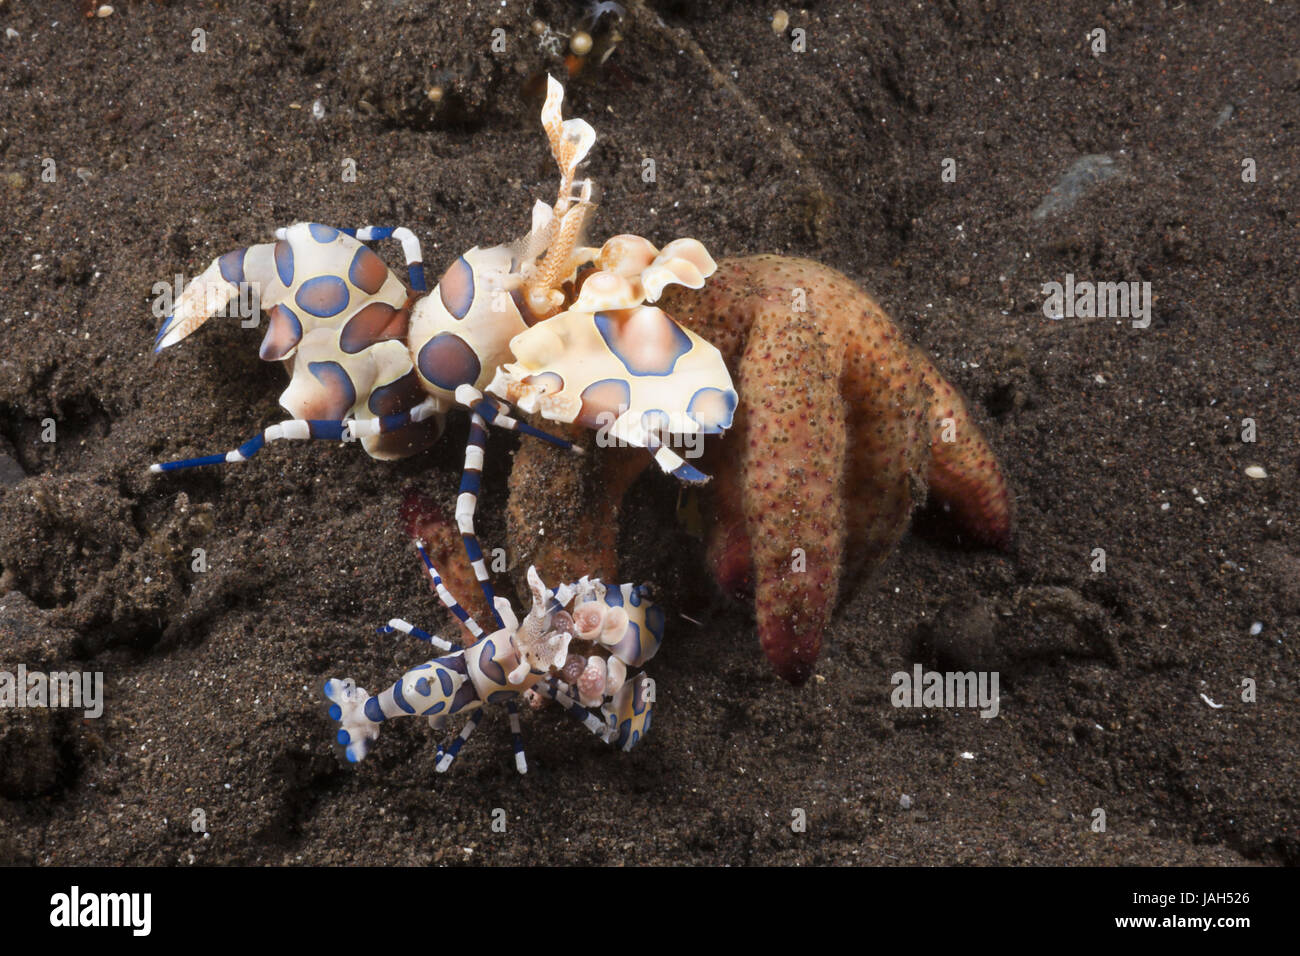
149,75,738,616
324,541,662,773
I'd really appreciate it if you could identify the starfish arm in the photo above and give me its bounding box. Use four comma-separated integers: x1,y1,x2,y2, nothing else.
729,307,847,685
702,420,754,600
507,423,649,590
919,361,1014,550
828,272,935,580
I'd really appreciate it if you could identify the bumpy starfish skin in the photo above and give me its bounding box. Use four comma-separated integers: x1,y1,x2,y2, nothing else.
507,256,1011,684
507,439,646,587
692,298,850,684
922,371,1015,550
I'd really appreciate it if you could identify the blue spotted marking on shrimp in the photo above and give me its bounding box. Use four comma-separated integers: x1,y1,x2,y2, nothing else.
304,361,357,419
308,222,340,243
644,602,666,644
418,333,481,391
219,248,246,284
348,246,390,295
295,275,350,318
259,305,303,361
593,310,692,376
686,386,737,434
439,256,476,319
274,240,294,285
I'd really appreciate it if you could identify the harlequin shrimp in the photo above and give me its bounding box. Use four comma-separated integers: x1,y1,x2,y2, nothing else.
324,540,662,774
149,75,738,613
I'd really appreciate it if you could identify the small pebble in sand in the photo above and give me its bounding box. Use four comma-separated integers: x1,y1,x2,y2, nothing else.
1249,622,1263,636
426,85,444,103
5,28,19,40
899,794,913,810
570,31,593,56
772,10,790,33
311,99,325,120
96,5,114,17
1244,465,1267,479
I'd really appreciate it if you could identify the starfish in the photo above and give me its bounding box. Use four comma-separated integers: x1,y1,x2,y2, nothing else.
507,255,1012,684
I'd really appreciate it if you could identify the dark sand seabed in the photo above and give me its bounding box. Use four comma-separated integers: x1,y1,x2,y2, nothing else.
0,0,1295,865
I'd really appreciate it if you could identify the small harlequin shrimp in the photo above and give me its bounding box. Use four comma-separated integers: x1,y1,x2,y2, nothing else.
324,544,662,773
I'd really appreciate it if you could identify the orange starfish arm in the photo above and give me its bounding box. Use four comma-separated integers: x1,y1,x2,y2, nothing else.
919,363,1014,549
724,305,847,684
668,256,1011,681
